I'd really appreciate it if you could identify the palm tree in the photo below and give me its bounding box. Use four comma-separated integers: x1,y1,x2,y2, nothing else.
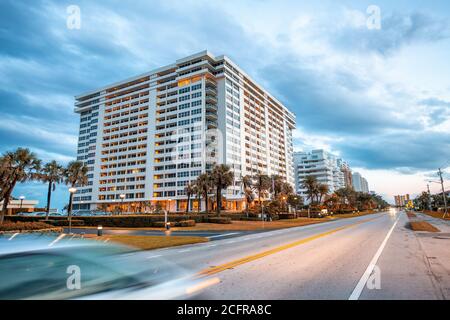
253,173,271,218
0,148,41,224
196,173,212,213
244,187,254,217
192,184,201,213
40,160,64,220
271,175,284,197
184,183,195,213
211,164,234,215
317,183,329,204
301,175,319,205
64,161,88,219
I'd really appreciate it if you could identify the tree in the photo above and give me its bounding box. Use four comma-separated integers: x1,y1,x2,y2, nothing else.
0,148,41,224
211,164,234,215
253,173,271,206
356,192,373,211
192,184,202,213
414,192,430,211
301,175,319,205
184,183,195,213
287,194,303,213
40,160,64,220
64,161,88,217
244,187,255,217
271,175,284,197
335,187,357,209
317,183,329,204
196,173,213,213
252,173,271,219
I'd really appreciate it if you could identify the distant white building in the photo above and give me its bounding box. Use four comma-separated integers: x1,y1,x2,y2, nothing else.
293,150,346,201
352,172,369,193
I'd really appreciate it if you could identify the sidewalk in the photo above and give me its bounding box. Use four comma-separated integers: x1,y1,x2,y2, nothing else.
412,212,450,299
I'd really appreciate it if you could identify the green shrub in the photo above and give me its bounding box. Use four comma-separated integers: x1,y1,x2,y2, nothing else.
176,220,196,227
48,220,85,227
0,221,55,232
204,217,232,224
152,221,166,228
278,213,296,220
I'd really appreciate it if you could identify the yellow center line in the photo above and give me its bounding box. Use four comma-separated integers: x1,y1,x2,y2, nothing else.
197,216,382,278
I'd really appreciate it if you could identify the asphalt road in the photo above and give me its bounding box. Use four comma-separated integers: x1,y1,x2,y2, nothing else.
128,210,449,299
67,228,254,240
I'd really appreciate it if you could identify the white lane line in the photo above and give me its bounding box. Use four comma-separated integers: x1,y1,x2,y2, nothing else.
8,233,19,241
146,254,162,259
48,233,66,247
178,249,191,253
207,232,239,239
349,216,400,300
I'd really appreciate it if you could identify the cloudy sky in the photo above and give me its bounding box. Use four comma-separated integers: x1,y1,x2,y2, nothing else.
1,0,449,209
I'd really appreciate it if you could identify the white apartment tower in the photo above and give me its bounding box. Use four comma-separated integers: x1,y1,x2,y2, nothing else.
73,51,295,212
352,172,369,193
293,150,346,201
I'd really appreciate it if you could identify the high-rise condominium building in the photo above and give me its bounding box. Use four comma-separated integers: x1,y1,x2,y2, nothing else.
73,51,295,212
352,172,369,193
394,194,410,207
293,150,347,201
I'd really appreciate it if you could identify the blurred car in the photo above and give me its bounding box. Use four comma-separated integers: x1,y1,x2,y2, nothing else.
16,211,47,217
0,234,214,300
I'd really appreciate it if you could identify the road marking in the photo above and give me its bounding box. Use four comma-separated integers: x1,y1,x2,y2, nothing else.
197,217,380,278
207,232,239,239
146,254,162,259
178,249,191,253
48,233,66,247
348,216,400,300
8,233,19,241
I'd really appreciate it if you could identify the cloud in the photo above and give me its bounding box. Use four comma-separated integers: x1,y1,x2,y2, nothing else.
331,10,450,55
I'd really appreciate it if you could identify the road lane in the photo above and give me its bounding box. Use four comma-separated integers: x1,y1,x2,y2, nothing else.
198,211,399,299
131,212,388,275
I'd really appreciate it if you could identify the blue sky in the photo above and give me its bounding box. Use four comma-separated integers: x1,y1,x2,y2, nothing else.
1,0,449,209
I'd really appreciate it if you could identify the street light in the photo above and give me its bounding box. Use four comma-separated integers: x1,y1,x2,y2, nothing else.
119,194,126,215
165,199,172,230
19,195,25,211
68,187,77,234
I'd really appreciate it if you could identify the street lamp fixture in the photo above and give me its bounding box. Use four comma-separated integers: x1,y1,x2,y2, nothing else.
19,195,25,211
68,187,77,234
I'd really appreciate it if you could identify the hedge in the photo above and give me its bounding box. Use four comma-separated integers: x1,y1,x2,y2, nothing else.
204,217,231,224
0,221,55,232
278,213,296,220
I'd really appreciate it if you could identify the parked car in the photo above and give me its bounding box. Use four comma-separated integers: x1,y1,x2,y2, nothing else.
0,234,213,300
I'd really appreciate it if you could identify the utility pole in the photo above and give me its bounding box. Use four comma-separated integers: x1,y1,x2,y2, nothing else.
438,168,448,219
427,184,432,211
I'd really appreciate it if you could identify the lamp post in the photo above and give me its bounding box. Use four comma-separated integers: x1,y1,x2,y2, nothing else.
119,194,126,215
293,196,298,218
165,198,172,230
19,195,25,212
68,187,77,234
